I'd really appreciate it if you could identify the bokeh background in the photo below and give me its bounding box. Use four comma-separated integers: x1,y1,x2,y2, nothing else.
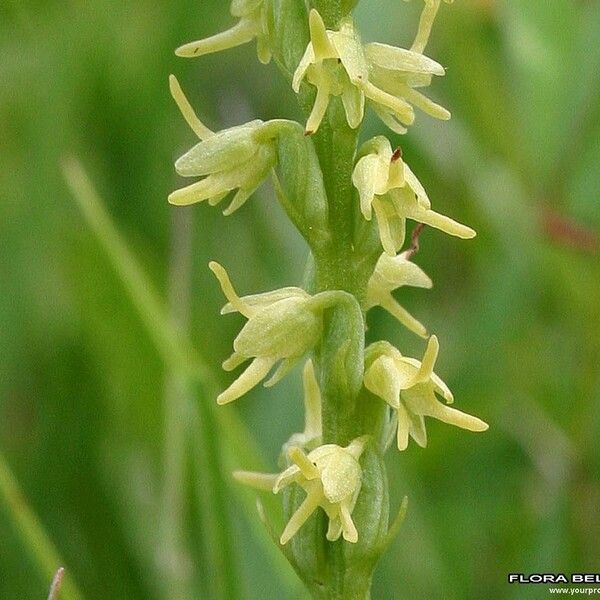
1,0,599,598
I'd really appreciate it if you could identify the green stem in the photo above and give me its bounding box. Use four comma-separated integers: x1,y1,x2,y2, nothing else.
0,452,84,600
302,7,381,598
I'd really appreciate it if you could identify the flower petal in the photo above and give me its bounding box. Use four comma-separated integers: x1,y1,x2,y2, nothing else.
365,43,445,76
176,18,259,58
280,491,322,545
217,356,276,404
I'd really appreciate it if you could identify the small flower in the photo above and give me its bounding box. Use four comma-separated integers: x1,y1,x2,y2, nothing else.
235,437,368,545
168,76,277,213
366,251,433,338
352,136,475,255
275,439,368,544
175,0,271,64
292,10,370,134
292,10,450,134
364,336,488,450
210,262,327,405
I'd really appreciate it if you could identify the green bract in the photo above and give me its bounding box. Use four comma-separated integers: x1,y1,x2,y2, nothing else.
169,0,487,596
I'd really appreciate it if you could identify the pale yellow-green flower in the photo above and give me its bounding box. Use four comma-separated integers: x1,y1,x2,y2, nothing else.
364,336,488,450
235,437,368,544
364,42,450,134
168,75,276,213
292,10,372,134
366,251,432,338
352,136,475,255
210,261,325,404
211,264,352,405
175,0,271,64
293,9,450,135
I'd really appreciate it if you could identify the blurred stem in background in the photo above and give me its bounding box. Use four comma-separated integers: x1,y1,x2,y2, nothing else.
61,159,298,598
158,206,194,599
47,568,66,600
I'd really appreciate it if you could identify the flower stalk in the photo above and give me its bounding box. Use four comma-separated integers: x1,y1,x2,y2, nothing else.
168,0,488,597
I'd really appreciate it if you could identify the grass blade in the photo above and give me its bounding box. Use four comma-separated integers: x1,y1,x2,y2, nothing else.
0,453,83,600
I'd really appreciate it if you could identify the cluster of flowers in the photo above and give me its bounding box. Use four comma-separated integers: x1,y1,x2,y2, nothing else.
169,0,487,547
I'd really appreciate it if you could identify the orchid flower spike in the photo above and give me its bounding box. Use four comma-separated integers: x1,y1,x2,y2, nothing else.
175,0,271,64
168,76,277,214
364,336,488,450
210,262,331,405
352,136,475,255
367,251,433,338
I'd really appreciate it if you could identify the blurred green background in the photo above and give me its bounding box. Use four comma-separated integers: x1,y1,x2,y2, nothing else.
1,0,599,598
